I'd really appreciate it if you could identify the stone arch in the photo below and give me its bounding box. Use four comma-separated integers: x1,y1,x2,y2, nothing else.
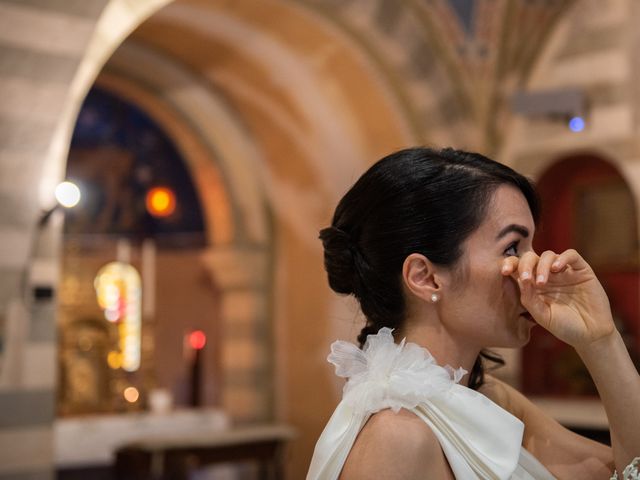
90,66,276,420
61,9,280,423
104,2,417,474
94,72,236,246
37,0,424,259
39,0,175,208
522,153,640,395
2,1,416,475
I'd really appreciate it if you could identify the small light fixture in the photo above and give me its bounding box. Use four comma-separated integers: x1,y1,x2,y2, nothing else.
188,330,207,350
54,181,81,208
511,88,588,132
568,116,585,133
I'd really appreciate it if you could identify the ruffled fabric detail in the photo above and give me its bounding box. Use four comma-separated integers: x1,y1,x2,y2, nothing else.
611,457,640,480
328,327,467,415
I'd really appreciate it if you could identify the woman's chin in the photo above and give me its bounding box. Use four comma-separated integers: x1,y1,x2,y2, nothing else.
516,316,537,344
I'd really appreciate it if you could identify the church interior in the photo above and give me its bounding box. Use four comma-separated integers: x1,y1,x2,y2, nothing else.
1,0,639,478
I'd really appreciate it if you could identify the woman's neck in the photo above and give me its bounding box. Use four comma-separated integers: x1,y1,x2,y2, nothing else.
398,322,480,387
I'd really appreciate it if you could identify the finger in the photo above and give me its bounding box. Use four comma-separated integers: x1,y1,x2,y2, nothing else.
517,274,551,328
534,250,559,285
501,256,519,276
515,251,539,283
550,248,588,273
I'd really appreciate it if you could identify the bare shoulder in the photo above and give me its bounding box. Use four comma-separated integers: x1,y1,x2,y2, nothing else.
339,408,454,480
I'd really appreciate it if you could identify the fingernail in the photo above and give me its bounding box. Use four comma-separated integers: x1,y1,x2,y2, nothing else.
521,271,530,280
536,274,545,284
552,261,561,269
501,265,509,273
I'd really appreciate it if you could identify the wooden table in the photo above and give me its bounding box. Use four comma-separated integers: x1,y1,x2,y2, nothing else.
114,424,296,480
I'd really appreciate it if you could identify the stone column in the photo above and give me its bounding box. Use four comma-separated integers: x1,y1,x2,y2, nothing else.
0,1,108,478
201,246,273,424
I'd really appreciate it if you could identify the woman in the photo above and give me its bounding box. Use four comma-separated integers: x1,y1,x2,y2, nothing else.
307,148,640,479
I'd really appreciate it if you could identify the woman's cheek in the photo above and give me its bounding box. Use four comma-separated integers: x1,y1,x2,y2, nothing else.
502,274,519,297
481,270,504,305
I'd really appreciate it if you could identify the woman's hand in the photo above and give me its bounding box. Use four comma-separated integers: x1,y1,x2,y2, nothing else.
501,249,615,350
503,250,640,475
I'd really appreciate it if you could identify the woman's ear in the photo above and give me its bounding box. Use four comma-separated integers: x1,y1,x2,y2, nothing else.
402,253,442,302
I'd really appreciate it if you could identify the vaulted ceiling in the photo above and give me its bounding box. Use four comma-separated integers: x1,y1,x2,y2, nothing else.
119,0,576,155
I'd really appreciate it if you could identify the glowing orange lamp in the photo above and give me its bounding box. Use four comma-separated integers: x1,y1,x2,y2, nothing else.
146,187,176,217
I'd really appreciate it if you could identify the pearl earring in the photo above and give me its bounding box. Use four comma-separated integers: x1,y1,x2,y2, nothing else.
431,293,439,303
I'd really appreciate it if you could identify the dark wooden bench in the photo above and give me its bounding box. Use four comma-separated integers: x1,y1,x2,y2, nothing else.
114,424,295,480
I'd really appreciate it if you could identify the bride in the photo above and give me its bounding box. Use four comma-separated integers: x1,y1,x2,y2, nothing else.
307,147,640,479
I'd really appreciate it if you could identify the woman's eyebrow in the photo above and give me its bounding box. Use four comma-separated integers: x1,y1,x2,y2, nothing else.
496,224,530,241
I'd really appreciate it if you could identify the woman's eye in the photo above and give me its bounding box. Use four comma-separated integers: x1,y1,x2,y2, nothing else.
504,241,519,257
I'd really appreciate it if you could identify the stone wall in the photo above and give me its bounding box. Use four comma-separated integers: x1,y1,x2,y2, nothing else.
0,2,110,478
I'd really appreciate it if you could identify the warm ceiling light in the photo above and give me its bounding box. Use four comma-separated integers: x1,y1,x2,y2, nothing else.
146,186,176,217
55,181,81,208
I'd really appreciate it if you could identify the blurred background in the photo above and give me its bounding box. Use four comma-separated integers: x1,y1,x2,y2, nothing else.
0,0,639,478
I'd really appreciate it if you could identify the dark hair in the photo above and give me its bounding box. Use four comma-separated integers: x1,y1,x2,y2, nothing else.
319,147,540,390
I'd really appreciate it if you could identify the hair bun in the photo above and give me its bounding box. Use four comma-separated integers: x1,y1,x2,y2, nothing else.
319,226,358,295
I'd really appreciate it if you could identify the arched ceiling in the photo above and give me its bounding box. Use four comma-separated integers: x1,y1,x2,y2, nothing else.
117,0,575,154
300,0,577,151
121,0,576,162
99,0,577,247
108,0,416,246
128,0,415,166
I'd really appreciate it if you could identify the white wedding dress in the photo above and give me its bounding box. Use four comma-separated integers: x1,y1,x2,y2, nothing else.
307,328,556,480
